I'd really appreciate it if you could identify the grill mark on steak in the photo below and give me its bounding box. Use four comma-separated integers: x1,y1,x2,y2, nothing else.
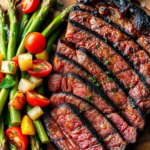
44,103,105,150
55,40,145,127
68,19,150,92
69,8,150,86
66,22,150,113
50,92,132,146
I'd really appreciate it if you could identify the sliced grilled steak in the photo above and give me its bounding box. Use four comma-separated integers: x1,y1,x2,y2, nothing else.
54,40,145,131
69,7,150,84
69,6,150,87
44,103,105,150
50,92,136,145
48,72,138,142
44,116,81,150
66,22,150,113
77,0,150,59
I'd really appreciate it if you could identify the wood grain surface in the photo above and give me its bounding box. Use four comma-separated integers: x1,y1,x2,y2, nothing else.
0,0,150,150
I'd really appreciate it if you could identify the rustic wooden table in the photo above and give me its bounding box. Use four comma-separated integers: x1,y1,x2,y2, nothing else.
0,0,150,149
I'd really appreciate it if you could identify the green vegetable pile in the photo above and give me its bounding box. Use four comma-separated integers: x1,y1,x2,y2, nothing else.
0,0,72,149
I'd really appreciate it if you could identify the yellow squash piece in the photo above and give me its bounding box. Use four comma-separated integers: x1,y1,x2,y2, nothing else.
1,61,17,74
0,53,3,67
35,50,49,62
27,106,44,120
21,115,35,135
18,78,35,93
29,76,43,88
18,53,33,71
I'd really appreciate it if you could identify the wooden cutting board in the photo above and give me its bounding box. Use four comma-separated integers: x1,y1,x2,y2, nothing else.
1,0,150,150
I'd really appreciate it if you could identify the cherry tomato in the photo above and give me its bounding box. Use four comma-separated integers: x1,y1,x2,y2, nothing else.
25,32,46,54
21,0,40,13
26,90,50,107
0,72,5,83
6,127,28,150
12,55,19,66
26,60,52,77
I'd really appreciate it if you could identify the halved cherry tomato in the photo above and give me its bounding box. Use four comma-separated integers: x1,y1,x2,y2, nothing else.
0,72,5,83
6,127,28,150
25,32,46,54
12,55,19,66
26,90,50,107
26,60,52,77
21,0,40,13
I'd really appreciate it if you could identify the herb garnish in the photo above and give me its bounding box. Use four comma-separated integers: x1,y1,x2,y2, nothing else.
129,84,133,89
40,63,44,67
105,60,109,65
79,110,82,113
34,67,39,73
107,77,112,82
89,75,96,83
25,74,30,79
8,64,13,72
0,76,15,89
58,2,64,6
33,93,37,98
94,82,100,87
105,71,110,75
85,95,91,100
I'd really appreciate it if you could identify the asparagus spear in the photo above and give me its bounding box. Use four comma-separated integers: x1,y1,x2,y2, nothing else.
17,13,30,46
16,0,56,55
0,114,6,149
0,0,18,115
7,0,18,61
0,5,7,60
0,74,13,115
9,72,21,125
30,134,42,150
46,27,62,55
26,103,50,144
42,6,73,39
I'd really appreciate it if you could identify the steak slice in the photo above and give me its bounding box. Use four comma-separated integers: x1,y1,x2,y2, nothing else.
55,40,145,131
69,7,150,85
44,103,105,150
77,0,150,58
50,92,136,145
44,116,81,150
65,21,150,113
48,72,138,142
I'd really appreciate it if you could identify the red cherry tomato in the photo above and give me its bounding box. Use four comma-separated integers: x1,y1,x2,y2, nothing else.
6,127,28,150
12,55,19,66
21,0,40,13
25,32,46,54
0,72,5,83
26,60,52,77
26,90,50,107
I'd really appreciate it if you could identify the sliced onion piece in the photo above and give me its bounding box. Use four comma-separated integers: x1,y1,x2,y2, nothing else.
27,106,44,120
